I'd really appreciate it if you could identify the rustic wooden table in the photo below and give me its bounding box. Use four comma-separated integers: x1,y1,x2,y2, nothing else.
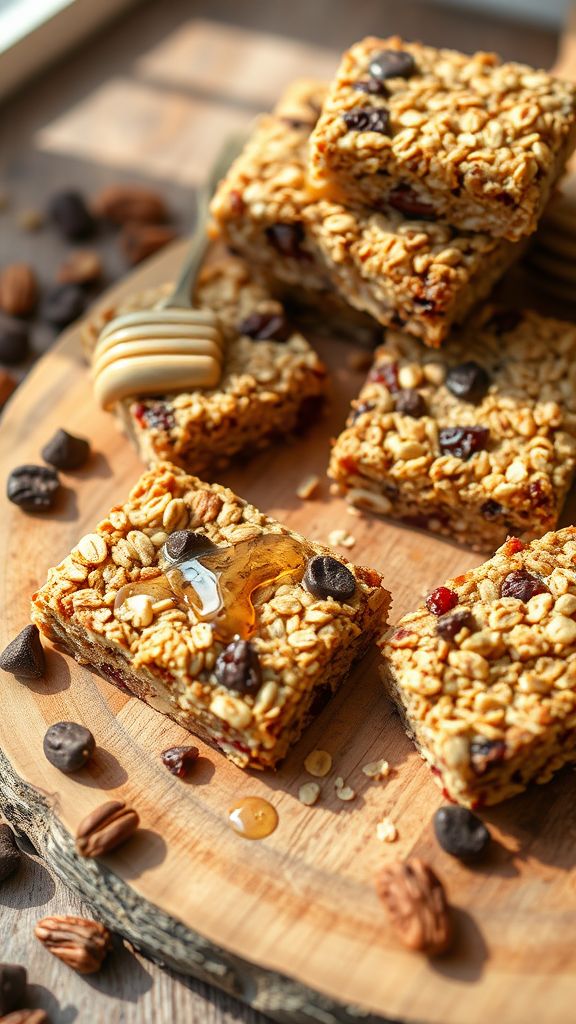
0,1,561,1021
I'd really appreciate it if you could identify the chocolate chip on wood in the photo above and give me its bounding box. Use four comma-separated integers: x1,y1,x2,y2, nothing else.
0,824,21,882
376,858,452,955
0,625,45,679
0,964,27,1015
304,555,356,601
75,801,139,858
34,915,112,974
6,465,60,512
43,722,95,773
41,429,90,471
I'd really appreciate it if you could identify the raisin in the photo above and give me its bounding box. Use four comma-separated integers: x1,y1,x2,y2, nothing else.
369,361,400,392
48,190,95,241
470,739,506,775
237,311,289,341
341,108,390,134
134,401,175,433
41,284,86,329
500,569,548,602
438,426,489,460
436,607,473,640
369,49,416,80
528,479,552,509
266,223,306,259
426,587,458,616
353,78,389,96
445,361,491,402
395,389,426,418
388,185,436,219
433,806,490,860
161,745,199,777
481,499,504,521
215,639,262,694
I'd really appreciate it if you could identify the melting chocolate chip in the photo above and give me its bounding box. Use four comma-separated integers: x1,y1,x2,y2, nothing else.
48,190,95,241
436,607,474,640
342,108,390,134
0,625,45,679
215,639,262,694
41,428,90,471
43,721,95,773
7,464,60,511
433,806,491,861
369,49,416,80
500,569,548,602
161,745,199,777
304,555,356,602
445,361,491,402
395,388,427,418
237,310,290,341
164,530,214,562
438,426,489,460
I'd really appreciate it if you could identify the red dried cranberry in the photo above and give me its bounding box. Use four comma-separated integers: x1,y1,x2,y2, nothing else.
438,426,489,460
486,309,522,334
426,586,458,616
388,185,436,219
266,223,306,259
481,499,504,521
369,361,400,392
351,401,375,423
134,401,176,432
470,739,506,776
445,361,491,403
215,639,261,694
528,479,552,509
353,78,389,96
161,745,199,777
503,537,525,556
436,607,473,640
341,108,390,134
237,311,289,341
394,389,426,418
500,569,548,602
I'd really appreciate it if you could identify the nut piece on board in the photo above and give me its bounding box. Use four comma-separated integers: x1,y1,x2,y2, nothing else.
0,264,38,317
75,800,139,858
57,250,102,286
0,824,21,882
92,184,169,225
120,223,178,265
376,857,453,955
35,914,112,974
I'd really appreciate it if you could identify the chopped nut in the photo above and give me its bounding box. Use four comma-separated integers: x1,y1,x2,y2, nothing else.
34,914,112,974
298,782,321,805
362,758,391,779
327,528,356,549
296,474,320,500
57,250,103,285
376,817,398,842
304,749,332,777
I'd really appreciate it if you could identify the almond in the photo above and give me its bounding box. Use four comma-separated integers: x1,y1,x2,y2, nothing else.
57,249,103,285
120,222,178,265
0,263,38,316
92,184,169,225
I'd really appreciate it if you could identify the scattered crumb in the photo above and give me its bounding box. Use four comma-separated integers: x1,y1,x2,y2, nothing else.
327,528,356,549
17,207,44,231
362,759,391,780
296,473,320,500
335,776,356,801
376,817,398,843
346,350,373,373
298,782,321,806
304,749,332,778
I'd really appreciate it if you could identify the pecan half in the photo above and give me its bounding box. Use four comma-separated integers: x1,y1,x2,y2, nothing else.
35,914,111,974
92,184,169,224
75,800,139,858
0,264,38,317
191,489,222,524
376,858,452,955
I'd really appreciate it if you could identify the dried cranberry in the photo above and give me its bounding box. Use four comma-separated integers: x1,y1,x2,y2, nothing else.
351,401,375,422
426,586,458,616
388,185,436,219
436,607,473,640
470,739,506,776
136,401,175,433
215,639,262,694
395,389,426,418
369,49,416,80
481,499,504,521
438,426,489,460
341,108,390,134
161,745,199,778
486,309,522,334
369,361,400,392
353,78,389,96
528,479,551,509
266,223,306,259
237,310,289,341
503,537,525,556
500,569,549,602
445,361,491,403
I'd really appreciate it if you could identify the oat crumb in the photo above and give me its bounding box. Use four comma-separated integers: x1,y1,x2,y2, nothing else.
299,782,321,806
335,776,356,801
362,758,391,780
296,473,320,500
376,817,398,843
304,749,332,777
328,528,356,549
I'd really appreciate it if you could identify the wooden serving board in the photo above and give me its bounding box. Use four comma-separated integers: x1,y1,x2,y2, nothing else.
1,242,576,1024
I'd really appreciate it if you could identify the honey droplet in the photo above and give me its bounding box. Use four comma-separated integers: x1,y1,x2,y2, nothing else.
228,796,278,840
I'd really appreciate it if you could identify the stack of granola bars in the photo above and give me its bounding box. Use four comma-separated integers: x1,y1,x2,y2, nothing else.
211,37,576,551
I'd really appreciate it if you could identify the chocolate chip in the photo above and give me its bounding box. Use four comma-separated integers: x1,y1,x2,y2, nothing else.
48,190,95,241
7,464,60,511
0,314,29,365
369,49,416,80
438,426,489,460
0,625,45,679
0,964,27,1015
353,78,389,96
436,607,474,640
41,428,90,470
395,389,426,418
470,738,506,776
266,223,306,259
0,824,21,883
500,569,548,602
433,806,490,861
41,284,86,329
481,499,504,521
342,108,390,134
161,745,199,777
164,530,214,562
304,554,356,602
388,185,436,219
445,361,490,402
238,311,290,341
43,721,95,773
215,639,262,694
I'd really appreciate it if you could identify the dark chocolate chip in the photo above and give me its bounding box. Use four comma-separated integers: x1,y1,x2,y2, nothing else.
369,48,416,80
43,721,95,773
0,625,45,679
47,190,95,241
7,464,60,512
164,530,214,562
0,824,21,883
436,607,474,640
395,388,427,418
0,963,27,1015
342,107,390,134
41,284,87,329
438,426,489,460
41,428,91,470
470,738,506,775
161,745,199,777
265,223,306,259
433,805,491,861
304,554,356,602
445,361,491,402
215,639,262,694
481,499,504,521
353,78,389,96
500,569,548,603
237,311,290,341
0,314,29,365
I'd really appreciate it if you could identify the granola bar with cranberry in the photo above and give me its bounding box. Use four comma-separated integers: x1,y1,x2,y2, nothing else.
209,78,522,348
32,464,389,770
328,307,576,552
308,36,576,241
381,529,576,806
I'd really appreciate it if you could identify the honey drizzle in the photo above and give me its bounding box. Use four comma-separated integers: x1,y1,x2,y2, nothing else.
227,796,279,839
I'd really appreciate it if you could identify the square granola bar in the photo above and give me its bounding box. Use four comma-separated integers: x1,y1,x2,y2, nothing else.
328,307,576,552
82,255,327,474
32,464,389,770
381,528,576,806
308,37,576,241
210,79,522,348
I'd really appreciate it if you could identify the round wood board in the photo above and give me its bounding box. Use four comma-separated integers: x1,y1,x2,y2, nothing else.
2,242,576,1024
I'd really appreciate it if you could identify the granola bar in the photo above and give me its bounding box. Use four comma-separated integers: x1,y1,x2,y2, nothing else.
82,255,327,473
32,463,389,770
381,528,576,806
328,307,576,552
308,37,576,241
209,79,522,348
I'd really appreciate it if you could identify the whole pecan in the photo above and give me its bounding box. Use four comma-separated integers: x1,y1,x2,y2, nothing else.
35,914,111,974
75,800,139,858
92,184,169,225
1,1012,48,1023
0,264,38,317
376,858,452,955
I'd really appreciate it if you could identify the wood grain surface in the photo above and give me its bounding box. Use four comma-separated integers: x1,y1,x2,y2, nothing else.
0,3,574,1023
